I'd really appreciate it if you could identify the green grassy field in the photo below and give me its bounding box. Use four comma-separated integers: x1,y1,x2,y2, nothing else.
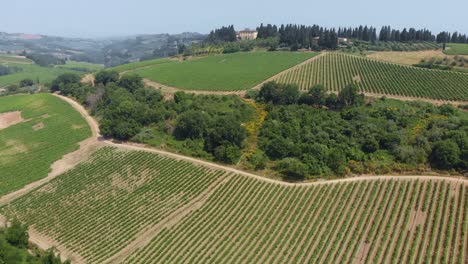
0,94,90,196
56,60,104,72
0,63,82,87
276,52,468,101
2,147,467,263
444,43,468,55
0,55,32,64
109,58,174,73
127,52,318,91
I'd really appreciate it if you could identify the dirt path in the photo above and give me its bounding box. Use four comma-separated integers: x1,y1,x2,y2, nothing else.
101,174,231,264
1,94,467,263
143,79,247,97
361,92,468,106
29,228,85,263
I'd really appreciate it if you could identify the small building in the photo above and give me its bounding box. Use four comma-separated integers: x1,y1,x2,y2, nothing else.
311,37,320,46
338,37,349,44
236,29,258,41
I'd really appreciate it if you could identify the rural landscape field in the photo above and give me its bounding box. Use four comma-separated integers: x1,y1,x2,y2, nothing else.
1,2,468,263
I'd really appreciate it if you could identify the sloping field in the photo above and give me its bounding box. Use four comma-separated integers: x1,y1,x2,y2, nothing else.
444,43,468,55
2,146,467,263
0,94,90,195
0,63,82,87
128,52,318,91
367,50,448,65
1,147,228,263
109,58,174,73
0,55,32,64
56,61,104,72
125,177,467,264
276,53,468,101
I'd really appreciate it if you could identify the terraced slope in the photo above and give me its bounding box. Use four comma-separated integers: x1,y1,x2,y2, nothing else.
0,94,90,196
276,53,468,101
1,147,227,263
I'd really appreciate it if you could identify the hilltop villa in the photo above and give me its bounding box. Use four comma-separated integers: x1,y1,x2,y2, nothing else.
236,29,258,40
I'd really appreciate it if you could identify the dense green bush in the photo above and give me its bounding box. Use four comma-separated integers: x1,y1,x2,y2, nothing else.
50,73,253,164
0,220,69,264
258,88,468,179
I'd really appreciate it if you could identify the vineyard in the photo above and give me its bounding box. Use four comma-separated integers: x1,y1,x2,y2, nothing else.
109,58,174,73
0,94,90,196
276,53,468,101
2,145,467,263
128,51,317,91
1,147,228,263
124,176,468,263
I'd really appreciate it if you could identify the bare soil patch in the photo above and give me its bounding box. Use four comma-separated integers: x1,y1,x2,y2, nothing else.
0,111,23,130
71,124,84,130
32,122,44,131
0,140,28,163
367,50,448,65
29,228,85,264
80,74,95,85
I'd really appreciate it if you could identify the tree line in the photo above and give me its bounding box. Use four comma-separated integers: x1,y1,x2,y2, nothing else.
206,24,468,51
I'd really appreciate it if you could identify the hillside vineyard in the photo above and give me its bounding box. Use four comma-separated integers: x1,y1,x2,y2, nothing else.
276,53,468,101
2,147,467,263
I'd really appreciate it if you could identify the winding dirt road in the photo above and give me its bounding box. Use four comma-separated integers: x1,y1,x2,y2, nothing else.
1,93,467,263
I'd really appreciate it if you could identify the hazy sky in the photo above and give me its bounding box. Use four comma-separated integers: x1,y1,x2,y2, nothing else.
2,0,467,38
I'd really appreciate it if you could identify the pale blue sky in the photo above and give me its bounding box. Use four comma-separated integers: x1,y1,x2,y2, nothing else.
2,0,467,38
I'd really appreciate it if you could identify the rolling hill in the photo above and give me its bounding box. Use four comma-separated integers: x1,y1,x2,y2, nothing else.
0,94,90,196
2,146,466,263
275,52,468,101
118,52,318,91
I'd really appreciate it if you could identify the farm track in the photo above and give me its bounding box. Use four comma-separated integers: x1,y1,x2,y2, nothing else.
1,94,468,263
101,174,231,264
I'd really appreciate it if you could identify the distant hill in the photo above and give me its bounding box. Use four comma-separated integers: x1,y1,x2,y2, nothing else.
0,31,207,67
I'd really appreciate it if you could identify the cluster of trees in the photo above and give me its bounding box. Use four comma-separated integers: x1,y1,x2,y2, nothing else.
51,71,253,164
0,65,22,76
254,82,468,180
0,220,68,263
436,32,468,44
208,23,467,52
206,25,237,43
257,24,441,49
256,81,363,110
414,56,467,71
24,53,65,67
378,26,434,42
